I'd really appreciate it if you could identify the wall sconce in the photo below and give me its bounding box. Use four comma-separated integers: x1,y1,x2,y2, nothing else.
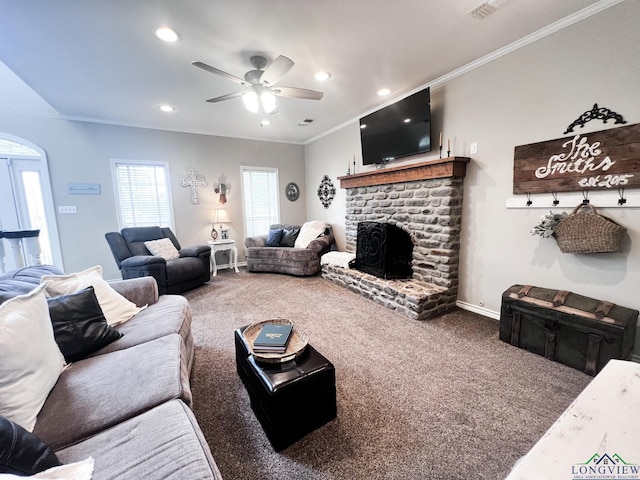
210,209,231,240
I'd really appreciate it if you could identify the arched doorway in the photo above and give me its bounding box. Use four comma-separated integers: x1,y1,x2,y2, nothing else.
0,134,63,272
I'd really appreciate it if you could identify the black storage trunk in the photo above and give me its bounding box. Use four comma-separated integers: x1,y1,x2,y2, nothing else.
500,285,638,375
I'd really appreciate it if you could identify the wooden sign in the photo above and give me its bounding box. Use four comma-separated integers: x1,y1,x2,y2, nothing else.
513,123,640,194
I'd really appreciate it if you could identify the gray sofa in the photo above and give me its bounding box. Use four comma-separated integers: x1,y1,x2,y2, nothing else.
245,223,334,276
0,266,222,480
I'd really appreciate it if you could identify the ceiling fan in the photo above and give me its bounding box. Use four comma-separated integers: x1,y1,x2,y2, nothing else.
192,55,324,115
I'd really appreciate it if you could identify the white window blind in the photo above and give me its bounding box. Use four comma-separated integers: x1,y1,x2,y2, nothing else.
112,159,173,229
241,167,279,237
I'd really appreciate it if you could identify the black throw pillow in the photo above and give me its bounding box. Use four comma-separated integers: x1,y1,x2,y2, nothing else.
266,228,284,247
0,416,61,475
47,286,123,362
279,228,300,247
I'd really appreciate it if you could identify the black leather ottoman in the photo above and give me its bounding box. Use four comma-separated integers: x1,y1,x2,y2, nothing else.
234,327,337,451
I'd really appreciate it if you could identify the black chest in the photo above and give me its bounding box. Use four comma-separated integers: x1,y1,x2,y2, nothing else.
500,285,638,375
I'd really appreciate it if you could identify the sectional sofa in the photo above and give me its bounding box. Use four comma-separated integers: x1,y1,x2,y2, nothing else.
0,265,222,479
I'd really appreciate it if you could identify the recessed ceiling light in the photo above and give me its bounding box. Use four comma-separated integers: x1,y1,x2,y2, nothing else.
404,118,411,123
314,71,331,81
377,88,391,96
261,119,271,126
360,124,367,129
155,27,178,42
159,105,175,112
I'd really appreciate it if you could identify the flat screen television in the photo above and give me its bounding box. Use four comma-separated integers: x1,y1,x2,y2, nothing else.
359,87,431,166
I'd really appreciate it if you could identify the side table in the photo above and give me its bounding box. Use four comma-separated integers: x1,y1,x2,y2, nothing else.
207,239,239,276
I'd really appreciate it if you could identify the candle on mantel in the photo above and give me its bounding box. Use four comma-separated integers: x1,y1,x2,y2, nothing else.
439,132,443,148
447,139,451,152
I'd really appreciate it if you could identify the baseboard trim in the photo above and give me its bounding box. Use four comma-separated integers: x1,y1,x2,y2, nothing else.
456,300,500,320
455,301,640,364
214,261,247,271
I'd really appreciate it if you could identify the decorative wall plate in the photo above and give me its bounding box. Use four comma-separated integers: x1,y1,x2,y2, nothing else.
285,182,300,201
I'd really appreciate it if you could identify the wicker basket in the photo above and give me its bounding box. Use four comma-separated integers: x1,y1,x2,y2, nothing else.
553,203,626,254
242,318,309,364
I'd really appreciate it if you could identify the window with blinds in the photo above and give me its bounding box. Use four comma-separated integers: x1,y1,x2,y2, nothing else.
111,159,174,229
241,166,279,238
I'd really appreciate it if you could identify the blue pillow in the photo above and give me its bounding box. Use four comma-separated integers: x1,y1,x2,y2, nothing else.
266,229,284,247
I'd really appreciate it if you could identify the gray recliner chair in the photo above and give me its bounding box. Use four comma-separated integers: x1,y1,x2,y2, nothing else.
105,226,211,294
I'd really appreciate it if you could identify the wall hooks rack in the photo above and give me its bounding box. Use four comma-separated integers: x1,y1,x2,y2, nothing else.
506,190,640,209
618,187,627,206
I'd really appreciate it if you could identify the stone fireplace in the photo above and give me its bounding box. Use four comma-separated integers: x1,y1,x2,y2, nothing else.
322,157,469,320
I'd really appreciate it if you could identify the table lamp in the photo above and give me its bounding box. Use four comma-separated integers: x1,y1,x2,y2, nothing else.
210,209,231,240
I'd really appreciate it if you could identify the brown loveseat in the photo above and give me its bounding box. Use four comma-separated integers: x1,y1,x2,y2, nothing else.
245,222,334,276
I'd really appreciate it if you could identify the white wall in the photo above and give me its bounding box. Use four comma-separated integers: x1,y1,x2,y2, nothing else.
304,122,361,251
304,2,640,344
0,116,305,279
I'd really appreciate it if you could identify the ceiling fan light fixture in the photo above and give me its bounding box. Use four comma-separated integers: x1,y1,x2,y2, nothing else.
155,27,178,42
314,71,331,81
242,91,259,113
260,92,277,114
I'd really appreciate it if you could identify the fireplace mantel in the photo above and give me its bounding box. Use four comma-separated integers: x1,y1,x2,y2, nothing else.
338,157,470,189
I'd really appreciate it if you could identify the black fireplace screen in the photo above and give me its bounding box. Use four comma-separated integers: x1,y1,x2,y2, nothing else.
349,222,413,279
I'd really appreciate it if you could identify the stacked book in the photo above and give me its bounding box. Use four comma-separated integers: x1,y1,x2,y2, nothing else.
252,323,294,354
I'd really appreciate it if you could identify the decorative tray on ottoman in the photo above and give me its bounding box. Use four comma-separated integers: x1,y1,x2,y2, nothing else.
243,318,309,363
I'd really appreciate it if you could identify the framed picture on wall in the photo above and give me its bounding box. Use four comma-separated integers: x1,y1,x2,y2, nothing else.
285,182,299,201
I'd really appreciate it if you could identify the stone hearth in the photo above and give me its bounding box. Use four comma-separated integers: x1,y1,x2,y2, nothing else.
322,157,469,320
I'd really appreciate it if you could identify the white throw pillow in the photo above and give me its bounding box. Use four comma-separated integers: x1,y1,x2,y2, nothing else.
294,221,325,249
0,284,66,432
41,265,143,326
144,238,180,260
0,457,95,479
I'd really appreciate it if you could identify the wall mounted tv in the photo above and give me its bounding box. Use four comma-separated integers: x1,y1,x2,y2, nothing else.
359,87,431,166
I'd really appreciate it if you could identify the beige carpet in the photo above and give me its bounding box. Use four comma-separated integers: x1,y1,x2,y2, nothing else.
185,270,592,480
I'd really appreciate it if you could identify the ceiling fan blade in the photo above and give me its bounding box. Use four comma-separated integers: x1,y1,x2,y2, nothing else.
272,86,324,100
192,61,248,87
205,91,245,103
261,55,294,86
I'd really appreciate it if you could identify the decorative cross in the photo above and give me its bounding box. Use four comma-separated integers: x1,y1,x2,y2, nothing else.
180,169,208,204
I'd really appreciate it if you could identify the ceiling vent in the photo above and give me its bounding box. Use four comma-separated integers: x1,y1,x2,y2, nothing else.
468,0,512,19
297,118,314,126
